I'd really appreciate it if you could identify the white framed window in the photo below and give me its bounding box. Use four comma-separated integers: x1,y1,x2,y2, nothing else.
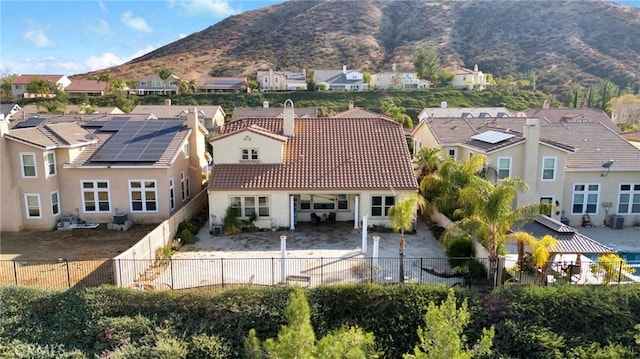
448,149,456,159
182,143,190,159
371,195,395,217
24,193,41,218
229,196,270,218
572,183,599,214
129,180,157,212
82,180,111,212
169,178,175,210
618,184,640,214
45,151,56,177
241,148,259,160
180,172,186,201
298,194,348,211
497,157,511,181
20,152,37,178
185,176,191,198
541,157,556,181
50,191,60,216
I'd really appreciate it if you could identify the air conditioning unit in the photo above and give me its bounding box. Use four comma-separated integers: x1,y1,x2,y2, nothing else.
113,211,127,225
608,215,624,230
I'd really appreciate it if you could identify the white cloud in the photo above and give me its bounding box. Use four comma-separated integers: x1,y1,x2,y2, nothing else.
129,45,156,60
8,56,84,75
98,0,107,13
89,19,112,38
177,0,240,18
121,11,152,33
85,45,156,71
178,33,187,39
23,30,55,48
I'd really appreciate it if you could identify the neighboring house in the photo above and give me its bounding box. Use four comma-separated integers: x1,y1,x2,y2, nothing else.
65,80,109,97
197,76,248,93
524,108,621,134
62,105,125,115
332,101,395,121
208,100,417,230
256,70,307,91
132,73,180,95
11,74,71,100
450,65,489,90
622,130,640,150
411,114,640,228
314,65,367,91
231,101,316,121
132,103,226,132
418,106,512,121
0,111,208,231
370,64,430,90
0,103,21,121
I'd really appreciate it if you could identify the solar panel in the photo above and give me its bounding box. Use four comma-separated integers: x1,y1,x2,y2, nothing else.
91,120,183,163
15,117,45,128
100,117,130,132
84,120,108,128
470,130,515,144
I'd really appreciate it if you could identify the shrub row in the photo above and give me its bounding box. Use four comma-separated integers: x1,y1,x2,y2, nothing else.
1,284,639,358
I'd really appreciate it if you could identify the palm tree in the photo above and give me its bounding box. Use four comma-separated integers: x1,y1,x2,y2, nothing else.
412,147,441,185
155,68,172,95
510,232,557,282
443,177,543,285
388,193,427,283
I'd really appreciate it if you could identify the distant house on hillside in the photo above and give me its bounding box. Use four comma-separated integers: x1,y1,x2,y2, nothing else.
11,75,71,100
256,70,307,91
450,65,489,90
524,108,621,134
417,106,512,121
371,64,430,90
314,65,367,91
132,102,226,132
197,76,249,93
231,101,317,121
132,73,180,95
65,80,109,97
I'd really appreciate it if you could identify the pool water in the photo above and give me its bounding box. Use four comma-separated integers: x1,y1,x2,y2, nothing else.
585,253,640,263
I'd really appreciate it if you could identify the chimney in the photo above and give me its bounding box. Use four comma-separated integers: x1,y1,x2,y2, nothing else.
542,100,550,109
392,63,397,72
522,118,540,204
348,100,354,110
263,101,269,108
164,99,171,106
474,64,478,72
283,99,294,136
342,65,347,74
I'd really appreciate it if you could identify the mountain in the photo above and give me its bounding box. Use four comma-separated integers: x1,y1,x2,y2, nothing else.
80,0,640,95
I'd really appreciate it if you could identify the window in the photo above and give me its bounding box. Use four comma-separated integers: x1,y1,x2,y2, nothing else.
51,191,60,216
241,148,259,160
448,149,456,159
469,151,474,159
185,176,191,198
169,178,175,210
180,172,186,201
539,197,553,216
298,194,348,211
263,76,268,84
182,143,190,159
572,183,599,214
45,152,56,177
497,157,511,180
20,152,37,178
24,193,41,218
140,81,147,86
129,180,157,212
229,196,270,217
618,184,640,214
371,195,395,217
82,181,110,212
542,157,556,181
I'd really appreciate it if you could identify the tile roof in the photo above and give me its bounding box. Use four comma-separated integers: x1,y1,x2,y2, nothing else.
209,117,417,191
418,107,512,119
132,105,223,118
452,68,481,75
65,80,108,92
520,216,615,254
197,76,247,89
420,117,640,169
524,108,620,134
231,107,317,121
332,107,395,121
12,74,66,84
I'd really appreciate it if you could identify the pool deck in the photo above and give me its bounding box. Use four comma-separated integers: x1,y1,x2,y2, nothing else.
577,225,640,253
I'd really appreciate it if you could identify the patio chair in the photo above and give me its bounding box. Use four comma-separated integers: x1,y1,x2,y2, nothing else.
310,212,322,224
327,212,336,225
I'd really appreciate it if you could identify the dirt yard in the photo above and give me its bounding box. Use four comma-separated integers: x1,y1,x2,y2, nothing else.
0,224,157,289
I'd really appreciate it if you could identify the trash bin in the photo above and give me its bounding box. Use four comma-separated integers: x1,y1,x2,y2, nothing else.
608,215,624,229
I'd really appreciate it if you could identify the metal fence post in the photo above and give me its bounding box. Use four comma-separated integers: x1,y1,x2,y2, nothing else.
65,259,71,288
618,261,623,284
221,258,225,288
420,258,423,283
170,258,174,289
13,260,18,285
271,258,275,286
321,257,324,282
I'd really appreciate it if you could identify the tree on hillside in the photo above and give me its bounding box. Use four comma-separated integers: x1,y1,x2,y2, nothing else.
436,70,454,88
388,193,427,283
404,288,495,359
564,83,584,108
363,71,371,85
155,68,173,95
528,71,538,91
413,47,441,83
381,98,413,129
608,93,640,126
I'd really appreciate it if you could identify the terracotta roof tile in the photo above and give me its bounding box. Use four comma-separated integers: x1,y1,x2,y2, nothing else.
66,80,108,92
209,117,417,191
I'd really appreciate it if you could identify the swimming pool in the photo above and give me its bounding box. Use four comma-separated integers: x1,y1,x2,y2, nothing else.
585,252,640,263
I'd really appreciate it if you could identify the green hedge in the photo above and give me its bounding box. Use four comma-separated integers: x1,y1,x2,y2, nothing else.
1,284,639,358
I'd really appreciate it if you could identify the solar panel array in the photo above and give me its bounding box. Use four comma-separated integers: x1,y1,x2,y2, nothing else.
470,130,515,144
15,117,46,128
92,120,183,162
100,117,130,132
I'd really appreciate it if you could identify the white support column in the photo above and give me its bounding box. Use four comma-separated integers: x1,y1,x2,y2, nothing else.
361,214,368,254
354,195,360,229
280,235,287,283
289,195,295,230
372,236,380,267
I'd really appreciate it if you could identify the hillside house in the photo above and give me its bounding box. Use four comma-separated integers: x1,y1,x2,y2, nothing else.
197,76,249,93
450,65,489,90
417,106,512,120
11,74,71,100
231,101,316,121
0,111,208,231
208,100,417,230
132,73,180,95
314,66,367,91
65,80,109,97
411,114,640,228
132,102,226,132
371,64,430,90
256,70,307,91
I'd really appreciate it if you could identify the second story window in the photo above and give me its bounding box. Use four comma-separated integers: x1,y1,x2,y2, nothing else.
20,152,37,178
45,152,56,177
497,157,511,181
542,157,556,181
241,148,258,160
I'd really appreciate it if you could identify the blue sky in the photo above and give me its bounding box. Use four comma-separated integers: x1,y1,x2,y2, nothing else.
1,0,638,77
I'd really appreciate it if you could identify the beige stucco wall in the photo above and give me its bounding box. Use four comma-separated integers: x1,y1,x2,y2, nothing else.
211,133,284,164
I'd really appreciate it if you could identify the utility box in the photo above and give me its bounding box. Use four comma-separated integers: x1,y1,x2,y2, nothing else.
113,211,128,225
608,215,624,229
